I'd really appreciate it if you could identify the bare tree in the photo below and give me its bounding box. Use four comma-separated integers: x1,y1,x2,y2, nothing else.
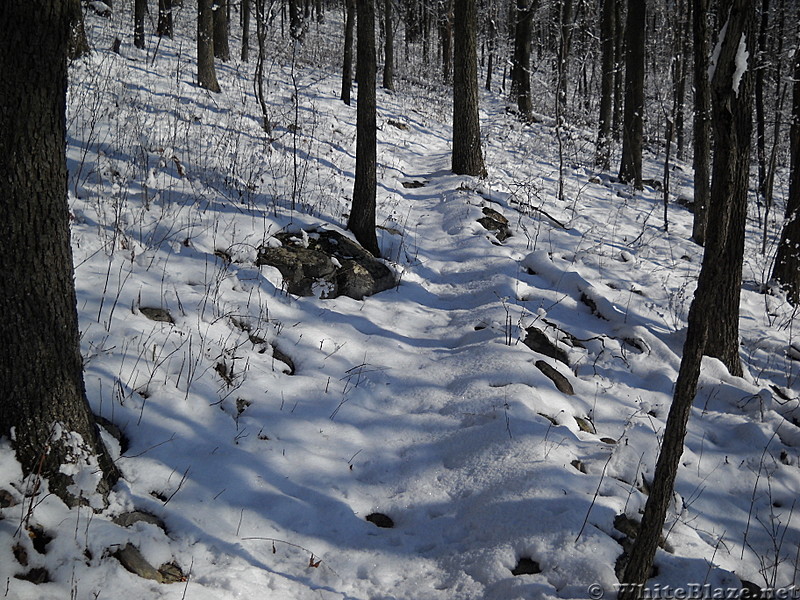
383,0,395,90
771,41,800,303
618,2,756,595
691,0,712,244
341,0,356,104
0,0,121,507
595,0,616,170
214,0,231,61
198,0,222,92
349,0,381,256
157,0,173,37
452,0,486,176
618,0,645,189
134,0,147,49
510,0,535,119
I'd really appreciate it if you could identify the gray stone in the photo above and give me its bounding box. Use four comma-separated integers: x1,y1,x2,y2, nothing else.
535,360,574,395
477,207,512,242
256,230,395,300
523,327,569,365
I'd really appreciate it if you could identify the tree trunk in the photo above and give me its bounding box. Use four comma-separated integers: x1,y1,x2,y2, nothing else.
0,0,120,507
452,0,486,176
612,0,624,141
213,0,231,61
691,0,711,245
511,0,534,119
157,0,173,37
289,0,305,41
438,0,453,83
241,0,250,61
618,0,645,189
771,43,800,303
383,0,395,90
594,0,616,170
618,2,755,595
68,0,91,60
198,0,221,92
485,10,497,91
134,0,147,49
341,0,356,104
556,0,573,114
348,0,380,256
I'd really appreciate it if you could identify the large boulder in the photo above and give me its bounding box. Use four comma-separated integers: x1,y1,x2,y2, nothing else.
256,230,395,300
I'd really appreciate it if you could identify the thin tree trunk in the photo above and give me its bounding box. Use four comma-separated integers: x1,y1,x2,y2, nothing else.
198,0,222,92
214,0,231,61
0,0,121,507
618,1,755,595
511,0,535,119
452,0,486,176
134,0,147,49
341,0,356,104
595,0,616,170
691,0,711,245
618,0,645,189
157,0,173,37
348,0,380,256
241,0,250,61
254,0,272,133
68,0,91,59
771,42,800,303
383,0,395,90
485,10,496,91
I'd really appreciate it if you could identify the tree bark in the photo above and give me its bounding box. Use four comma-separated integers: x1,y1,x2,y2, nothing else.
691,0,712,245
68,0,91,60
452,0,486,176
341,0,356,104
241,0,250,61
595,0,616,170
618,4,755,594
134,0,147,49
213,0,231,61
438,0,453,84
0,0,120,507
510,0,535,119
383,0,395,90
157,0,173,37
198,0,222,92
771,42,800,303
348,0,380,256
618,0,645,189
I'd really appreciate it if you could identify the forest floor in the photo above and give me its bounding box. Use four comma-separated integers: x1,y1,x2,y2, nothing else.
1,7,800,600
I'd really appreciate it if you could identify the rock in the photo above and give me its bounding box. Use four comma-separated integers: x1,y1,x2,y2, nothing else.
139,307,174,324
523,327,569,365
365,512,394,528
0,488,18,508
401,180,425,188
113,510,168,532
113,543,184,583
271,345,295,374
574,416,595,434
535,360,574,395
14,567,50,584
477,207,512,242
511,557,541,576
256,229,395,300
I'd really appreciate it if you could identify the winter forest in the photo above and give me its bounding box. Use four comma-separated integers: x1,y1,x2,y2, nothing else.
1,0,800,598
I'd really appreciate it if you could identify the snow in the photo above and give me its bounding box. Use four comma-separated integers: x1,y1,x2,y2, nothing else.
1,6,799,600
733,34,749,97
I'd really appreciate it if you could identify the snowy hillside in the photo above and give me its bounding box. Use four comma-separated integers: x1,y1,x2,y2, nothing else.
1,6,800,600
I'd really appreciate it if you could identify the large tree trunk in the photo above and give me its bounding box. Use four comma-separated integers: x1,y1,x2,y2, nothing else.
771,43,800,303
348,0,380,256
0,0,120,507
510,0,534,119
618,0,645,189
341,0,356,104
691,0,712,245
618,3,755,595
213,0,231,61
594,0,616,170
452,0,486,176
134,0,147,49
383,0,395,90
157,0,173,37
198,0,221,92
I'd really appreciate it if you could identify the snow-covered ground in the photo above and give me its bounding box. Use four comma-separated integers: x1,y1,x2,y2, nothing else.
1,7,800,600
